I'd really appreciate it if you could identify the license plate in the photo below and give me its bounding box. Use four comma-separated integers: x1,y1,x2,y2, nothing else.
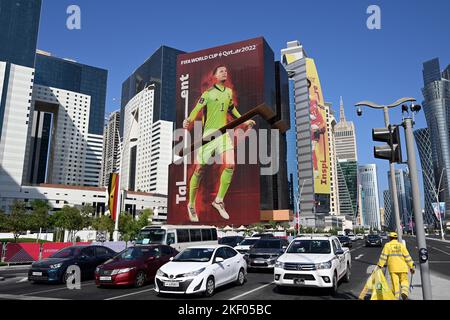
294,279,305,285
32,272,42,276
100,276,112,281
253,260,265,264
164,281,180,288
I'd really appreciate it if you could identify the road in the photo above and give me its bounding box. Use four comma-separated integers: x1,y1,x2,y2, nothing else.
0,237,449,300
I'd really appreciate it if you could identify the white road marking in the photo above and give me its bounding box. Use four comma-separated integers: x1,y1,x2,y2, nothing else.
431,247,450,256
350,246,365,253
0,294,67,300
366,265,377,275
355,254,364,260
104,287,155,300
17,277,28,283
228,282,274,301
22,281,96,296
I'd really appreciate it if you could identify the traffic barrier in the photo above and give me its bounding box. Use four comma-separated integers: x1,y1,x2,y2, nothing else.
4,243,41,263
40,242,91,259
92,241,133,253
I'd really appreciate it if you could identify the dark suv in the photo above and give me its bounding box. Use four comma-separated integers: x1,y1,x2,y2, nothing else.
247,238,289,271
365,235,383,247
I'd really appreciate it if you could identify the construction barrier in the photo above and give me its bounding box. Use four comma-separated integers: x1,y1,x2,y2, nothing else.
40,242,91,259
92,241,132,253
4,243,41,264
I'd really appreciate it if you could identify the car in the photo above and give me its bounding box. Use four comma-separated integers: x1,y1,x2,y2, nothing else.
28,245,116,284
356,234,365,241
380,232,388,240
337,236,352,248
95,245,178,288
154,245,247,297
348,233,357,242
251,233,275,238
365,235,383,247
274,236,352,295
218,236,245,248
234,237,260,255
247,238,289,271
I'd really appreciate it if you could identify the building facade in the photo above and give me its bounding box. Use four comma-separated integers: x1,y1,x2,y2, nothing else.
101,111,121,187
120,46,185,135
358,164,381,230
388,169,413,232
383,189,394,231
422,58,450,219
414,128,438,226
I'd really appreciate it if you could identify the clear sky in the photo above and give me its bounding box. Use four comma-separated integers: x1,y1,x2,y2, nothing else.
36,0,450,203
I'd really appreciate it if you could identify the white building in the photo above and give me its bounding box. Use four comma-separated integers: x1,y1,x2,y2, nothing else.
326,103,340,217
101,111,121,187
122,85,173,195
0,62,35,195
85,133,104,187
358,164,381,230
334,97,358,162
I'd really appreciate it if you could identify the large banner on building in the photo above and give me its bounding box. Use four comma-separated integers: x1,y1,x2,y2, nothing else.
306,58,331,196
168,38,267,226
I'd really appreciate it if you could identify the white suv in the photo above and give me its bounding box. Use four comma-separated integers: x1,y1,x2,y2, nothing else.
274,236,351,295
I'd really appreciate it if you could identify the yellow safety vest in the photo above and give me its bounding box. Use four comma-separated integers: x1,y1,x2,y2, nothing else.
378,240,415,273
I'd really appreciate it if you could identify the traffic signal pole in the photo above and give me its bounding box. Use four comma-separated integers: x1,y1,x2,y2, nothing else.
403,118,432,300
384,107,403,242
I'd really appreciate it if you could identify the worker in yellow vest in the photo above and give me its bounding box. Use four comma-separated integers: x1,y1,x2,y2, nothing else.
377,232,416,300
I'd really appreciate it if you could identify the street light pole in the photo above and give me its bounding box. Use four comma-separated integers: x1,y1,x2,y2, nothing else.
296,179,309,236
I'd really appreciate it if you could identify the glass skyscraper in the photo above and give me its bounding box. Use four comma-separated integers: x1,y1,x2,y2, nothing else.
34,53,108,135
120,46,185,135
358,164,381,230
388,170,413,232
422,58,450,219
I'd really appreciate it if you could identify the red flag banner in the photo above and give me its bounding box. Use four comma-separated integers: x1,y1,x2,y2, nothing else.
108,173,119,221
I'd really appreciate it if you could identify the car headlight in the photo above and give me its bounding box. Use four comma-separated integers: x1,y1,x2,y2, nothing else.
111,267,135,275
275,261,284,269
95,266,101,274
49,263,63,269
181,268,206,278
316,261,333,270
156,269,167,277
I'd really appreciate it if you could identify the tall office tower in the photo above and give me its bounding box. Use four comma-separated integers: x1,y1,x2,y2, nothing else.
383,190,394,231
414,128,438,226
286,80,299,212
422,58,450,219
121,85,174,195
23,51,108,187
388,169,413,232
326,104,340,216
358,164,381,230
120,46,185,135
281,41,333,227
337,160,357,216
334,97,358,161
0,0,42,194
101,111,121,187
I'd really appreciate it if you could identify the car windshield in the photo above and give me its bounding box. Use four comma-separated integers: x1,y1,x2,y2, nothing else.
173,248,215,262
368,236,380,240
115,247,160,260
287,240,331,254
240,239,259,246
135,229,166,244
219,237,239,244
338,237,350,242
254,240,280,249
50,247,81,258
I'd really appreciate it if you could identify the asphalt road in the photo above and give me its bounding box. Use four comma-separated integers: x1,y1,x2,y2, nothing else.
0,238,448,300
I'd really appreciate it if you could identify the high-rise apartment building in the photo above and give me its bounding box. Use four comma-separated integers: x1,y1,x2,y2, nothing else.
358,164,381,230
422,58,450,219
101,111,121,187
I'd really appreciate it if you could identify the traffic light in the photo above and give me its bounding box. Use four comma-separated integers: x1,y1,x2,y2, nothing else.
372,125,402,163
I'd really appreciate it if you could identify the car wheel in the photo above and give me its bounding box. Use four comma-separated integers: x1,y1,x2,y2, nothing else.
236,268,246,286
330,273,338,296
343,264,351,283
204,276,215,297
61,270,70,284
134,271,146,288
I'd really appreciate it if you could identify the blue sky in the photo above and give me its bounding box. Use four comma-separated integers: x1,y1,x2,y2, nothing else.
36,0,450,202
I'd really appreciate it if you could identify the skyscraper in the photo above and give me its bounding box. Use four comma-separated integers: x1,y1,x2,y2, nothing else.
383,190,394,231
334,97,358,161
101,111,121,187
358,164,381,230
0,0,42,194
414,128,439,226
388,169,413,232
422,58,450,219
120,46,185,135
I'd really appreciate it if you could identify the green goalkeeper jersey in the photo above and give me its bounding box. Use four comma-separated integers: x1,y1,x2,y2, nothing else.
188,84,241,137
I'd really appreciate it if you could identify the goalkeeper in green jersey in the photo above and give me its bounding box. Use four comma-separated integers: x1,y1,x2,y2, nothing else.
183,66,255,222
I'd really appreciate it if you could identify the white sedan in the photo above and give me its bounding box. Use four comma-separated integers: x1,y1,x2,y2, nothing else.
154,245,247,297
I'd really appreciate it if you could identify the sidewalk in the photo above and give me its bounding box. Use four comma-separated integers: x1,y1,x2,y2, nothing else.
409,269,450,300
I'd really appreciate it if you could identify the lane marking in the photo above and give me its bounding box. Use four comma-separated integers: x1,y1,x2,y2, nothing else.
431,247,450,256
366,265,377,274
17,277,28,283
104,287,155,300
0,294,67,300
22,281,96,296
355,254,364,260
228,282,274,301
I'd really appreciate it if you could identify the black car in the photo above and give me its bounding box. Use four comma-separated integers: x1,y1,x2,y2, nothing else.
365,235,383,247
337,236,353,248
251,233,275,239
218,236,245,248
28,245,117,283
247,238,289,270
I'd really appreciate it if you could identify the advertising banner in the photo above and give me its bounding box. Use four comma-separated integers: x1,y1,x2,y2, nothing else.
432,202,446,221
4,243,40,263
305,58,331,195
40,242,91,260
168,38,267,226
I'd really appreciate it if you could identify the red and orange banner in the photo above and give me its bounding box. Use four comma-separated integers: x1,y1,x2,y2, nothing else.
108,173,119,221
